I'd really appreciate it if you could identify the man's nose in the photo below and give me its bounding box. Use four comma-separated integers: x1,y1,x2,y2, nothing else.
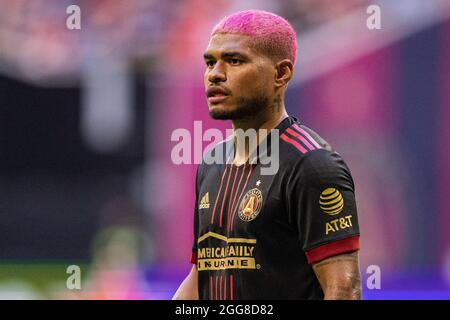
208,63,226,83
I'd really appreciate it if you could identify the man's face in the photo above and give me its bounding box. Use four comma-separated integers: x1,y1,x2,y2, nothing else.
203,33,276,120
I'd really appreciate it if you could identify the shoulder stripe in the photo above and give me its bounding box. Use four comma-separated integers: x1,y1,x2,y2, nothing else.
280,133,308,153
285,127,315,151
292,123,322,149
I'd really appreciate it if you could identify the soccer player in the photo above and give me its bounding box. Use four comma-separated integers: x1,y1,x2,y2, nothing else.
173,10,361,300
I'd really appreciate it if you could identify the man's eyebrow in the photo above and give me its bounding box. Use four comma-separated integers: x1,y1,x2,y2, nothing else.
203,52,247,60
203,53,214,60
221,52,246,59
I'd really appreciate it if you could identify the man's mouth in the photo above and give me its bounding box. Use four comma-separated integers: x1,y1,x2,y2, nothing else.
208,94,228,104
206,87,230,104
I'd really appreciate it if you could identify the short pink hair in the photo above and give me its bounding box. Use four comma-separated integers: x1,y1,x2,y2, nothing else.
211,10,297,64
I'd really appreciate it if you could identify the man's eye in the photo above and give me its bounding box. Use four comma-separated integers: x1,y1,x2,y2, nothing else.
206,61,215,67
229,59,242,65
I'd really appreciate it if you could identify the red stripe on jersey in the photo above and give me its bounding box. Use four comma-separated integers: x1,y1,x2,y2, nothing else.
285,127,315,151
226,166,240,230
228,163,246,232
211,163,229,225
190,251,197,264
224,275,227,300
280,133,308,153
219,275,223,300
292,123,321,149
210,275,213,300
230,164,253,231
305,235,360,265
215,276,218,300
230,274,234,300
219,165,233,227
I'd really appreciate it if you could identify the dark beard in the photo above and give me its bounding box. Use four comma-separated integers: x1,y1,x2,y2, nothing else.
209,95,270,120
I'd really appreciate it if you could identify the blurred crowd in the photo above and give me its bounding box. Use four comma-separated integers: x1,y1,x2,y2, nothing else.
0,0,449,300
0,0,368,81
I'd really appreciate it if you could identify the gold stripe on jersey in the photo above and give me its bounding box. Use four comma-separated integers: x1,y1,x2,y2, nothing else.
198,231,257,244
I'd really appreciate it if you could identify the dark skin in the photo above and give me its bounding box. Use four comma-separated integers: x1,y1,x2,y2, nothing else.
204,33,291,165
203,33,362,300
312,251,362,299
174,33,361,300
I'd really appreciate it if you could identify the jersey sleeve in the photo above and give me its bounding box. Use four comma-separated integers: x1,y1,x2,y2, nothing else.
191,165,202,265
288,149,360,265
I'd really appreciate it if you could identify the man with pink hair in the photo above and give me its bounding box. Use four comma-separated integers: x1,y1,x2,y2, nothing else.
174,10,361,300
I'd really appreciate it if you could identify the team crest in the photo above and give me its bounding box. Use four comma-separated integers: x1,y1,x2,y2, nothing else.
238,188,263,222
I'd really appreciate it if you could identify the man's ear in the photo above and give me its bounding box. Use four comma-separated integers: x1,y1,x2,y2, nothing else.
274,59,294,88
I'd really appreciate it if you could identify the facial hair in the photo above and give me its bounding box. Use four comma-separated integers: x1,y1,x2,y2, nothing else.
209,94,270,120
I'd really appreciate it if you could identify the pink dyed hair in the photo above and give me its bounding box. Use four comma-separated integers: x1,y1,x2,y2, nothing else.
211,10,297,64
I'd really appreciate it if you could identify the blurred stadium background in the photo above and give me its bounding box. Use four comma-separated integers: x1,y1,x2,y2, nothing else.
0,0,449,299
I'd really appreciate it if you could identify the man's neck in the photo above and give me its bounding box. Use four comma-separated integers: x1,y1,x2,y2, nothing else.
231,107,289,165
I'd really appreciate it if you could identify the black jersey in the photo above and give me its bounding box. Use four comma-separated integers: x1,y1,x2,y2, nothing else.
191,116,360,300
